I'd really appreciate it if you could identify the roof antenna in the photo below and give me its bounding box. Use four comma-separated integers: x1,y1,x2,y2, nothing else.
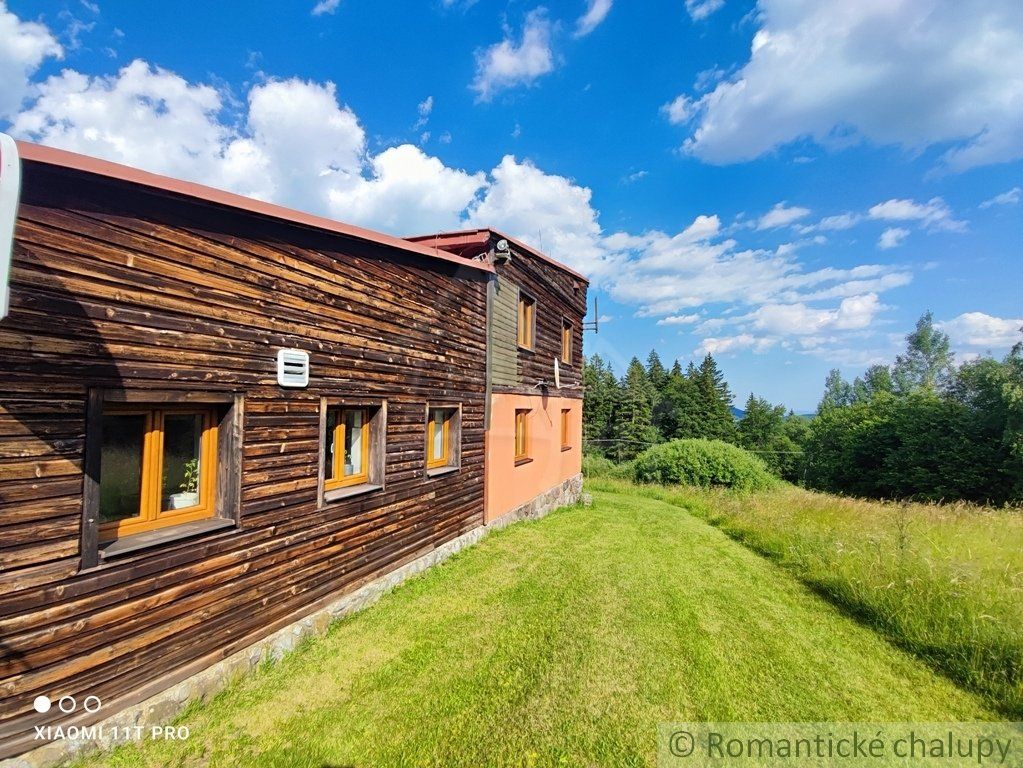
582,295,600,334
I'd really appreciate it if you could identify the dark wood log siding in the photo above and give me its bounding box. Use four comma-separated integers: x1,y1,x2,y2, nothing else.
0,162,488,758
493,247,587,398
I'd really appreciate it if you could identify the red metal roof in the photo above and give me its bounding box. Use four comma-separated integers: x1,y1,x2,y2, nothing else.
15,141,494,275
406,228,590,284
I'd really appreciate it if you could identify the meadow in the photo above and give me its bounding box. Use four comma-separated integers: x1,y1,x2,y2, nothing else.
585,474,1023,718
69,484,998,768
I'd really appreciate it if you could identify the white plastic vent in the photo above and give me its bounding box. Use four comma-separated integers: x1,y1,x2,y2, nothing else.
277,349,310,388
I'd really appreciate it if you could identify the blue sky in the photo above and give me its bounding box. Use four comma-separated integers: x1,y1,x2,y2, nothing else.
1,0,1021,411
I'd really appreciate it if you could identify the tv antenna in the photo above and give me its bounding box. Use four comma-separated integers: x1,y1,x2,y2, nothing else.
582,295,599,333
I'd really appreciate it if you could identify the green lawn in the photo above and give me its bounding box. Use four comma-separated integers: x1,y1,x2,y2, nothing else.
76,487,996,768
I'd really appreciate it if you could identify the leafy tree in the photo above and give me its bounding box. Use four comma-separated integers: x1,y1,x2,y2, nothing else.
611,357,659,460
892,311,954,393
852,364,894,401
780,413,810,482
818,368,854,412
949,351,1023,498
803,314,1021,503
805,388,1015,504
1005,339,1023,496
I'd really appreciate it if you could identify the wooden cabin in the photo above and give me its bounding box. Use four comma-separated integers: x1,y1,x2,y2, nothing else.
0,139,587,763
406,230,587,522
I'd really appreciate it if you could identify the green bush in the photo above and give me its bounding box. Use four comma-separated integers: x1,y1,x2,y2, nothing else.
632,439,776,491
582,453,635,480
582,453,615,478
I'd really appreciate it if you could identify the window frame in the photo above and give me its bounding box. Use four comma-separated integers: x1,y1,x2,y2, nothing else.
561,408,572,451
425,403,462,476
323,407,372,491
561,317,573,365
514,408,531,464
97,405,220,542
517,292,536,351
318,398,387,505
81,390,243,569
426,408,451,469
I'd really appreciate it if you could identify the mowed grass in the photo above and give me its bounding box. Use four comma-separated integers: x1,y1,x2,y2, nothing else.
588,477,1023,718
74,488,996,768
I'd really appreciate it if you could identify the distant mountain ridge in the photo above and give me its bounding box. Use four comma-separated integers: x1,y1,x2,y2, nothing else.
731,406,814,419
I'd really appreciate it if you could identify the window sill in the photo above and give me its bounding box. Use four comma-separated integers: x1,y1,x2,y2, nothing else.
426,465,460,478
99,517,236,561
515,457,533,467
323,483,383,503
561,445,572,452
518,346,535,354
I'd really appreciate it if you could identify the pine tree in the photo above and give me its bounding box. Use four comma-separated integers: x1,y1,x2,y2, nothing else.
582,354,618,454
654,365,701,439
738,394,785,449
737,395,805,480
646,350,668,392
691,354,737,441
612,357,659,460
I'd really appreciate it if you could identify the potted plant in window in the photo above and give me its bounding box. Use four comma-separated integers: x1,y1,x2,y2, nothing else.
167,458,200,510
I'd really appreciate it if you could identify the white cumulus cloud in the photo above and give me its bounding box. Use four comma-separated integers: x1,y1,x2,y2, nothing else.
0,1,63,119
661,94,695,125
744,294,883,335
330,144,486,235
868,197,966,232
696,334,776,356
756,201,811,230
939,312,1023,351
471,9,554,102
657,313,701,326
877,227,910,250
670,0,1023,172
466,155,617,279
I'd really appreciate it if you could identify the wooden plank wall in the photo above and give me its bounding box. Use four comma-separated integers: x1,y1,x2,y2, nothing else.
490,276,520,387
0,162,488,759
493,248,587,399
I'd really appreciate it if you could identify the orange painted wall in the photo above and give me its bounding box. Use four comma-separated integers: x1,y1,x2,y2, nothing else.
485,393,583,522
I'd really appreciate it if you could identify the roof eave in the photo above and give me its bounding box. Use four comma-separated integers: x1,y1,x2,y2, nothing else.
14,140,493,275
406,227,589,284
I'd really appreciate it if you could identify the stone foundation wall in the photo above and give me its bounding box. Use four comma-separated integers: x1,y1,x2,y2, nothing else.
487,471,583,531
3,473,583,768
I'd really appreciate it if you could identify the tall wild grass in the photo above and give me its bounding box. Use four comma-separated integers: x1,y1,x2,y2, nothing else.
585,473,1023,717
